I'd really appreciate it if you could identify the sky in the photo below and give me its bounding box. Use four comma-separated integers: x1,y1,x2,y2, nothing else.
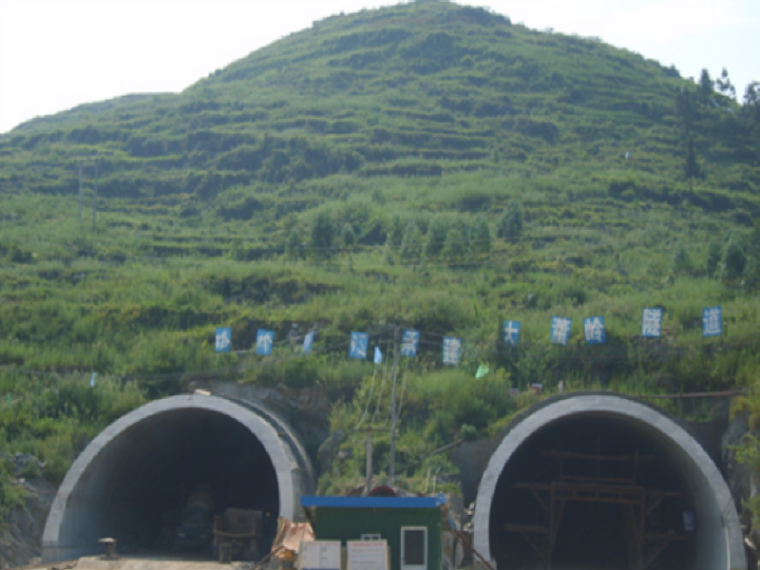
0,0,758,134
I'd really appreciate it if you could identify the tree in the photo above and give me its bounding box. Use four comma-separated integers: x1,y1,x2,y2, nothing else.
340,222,356,248
670,241,693,275
424,215,449,259
400,222,423,263
497,200,524,243
385,214,404,247
698,69,713,100
715,68,736,99
469,214,491,257
285,227,304,260
684,138,701,189
721,239,747,284
311,210,335,258
674,87,698,132
706,240,721,277
442,228,467,266
744,222,760,291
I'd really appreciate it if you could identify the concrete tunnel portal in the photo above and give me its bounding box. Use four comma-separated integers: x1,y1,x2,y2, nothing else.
473,394,746,570
42,394,314,562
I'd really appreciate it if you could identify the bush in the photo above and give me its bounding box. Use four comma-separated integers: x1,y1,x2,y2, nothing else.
497,199,524,243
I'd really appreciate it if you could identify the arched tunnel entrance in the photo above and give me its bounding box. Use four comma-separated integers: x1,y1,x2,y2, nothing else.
42,394,314,562
473,394,745,570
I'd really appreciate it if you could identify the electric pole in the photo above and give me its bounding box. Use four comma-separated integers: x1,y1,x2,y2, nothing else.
92,162,98,229
389,325,400,483
78,162,83,224
365,427,373,496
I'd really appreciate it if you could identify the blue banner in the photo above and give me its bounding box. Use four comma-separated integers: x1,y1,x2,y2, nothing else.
583,316,606,344
374,346,383,364
349,332,369,359
442,337,462,365
303,331,314,355
550,317,572,345
641,308,663,338
401,329,420,357
702,306,722,337
215,327,232,352
255,329,275,355
503,320,521,346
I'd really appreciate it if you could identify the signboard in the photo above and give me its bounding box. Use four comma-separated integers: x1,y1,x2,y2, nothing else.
401,330,420,357
347,540,389,570
349,332,369,359
255,329,275,356
300,540,342,570
503,320,521,346
215,327,231,352
702,306,722,337
641,308,663,338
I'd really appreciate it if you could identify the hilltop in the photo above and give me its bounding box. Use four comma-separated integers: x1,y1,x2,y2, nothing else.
1,0,760,504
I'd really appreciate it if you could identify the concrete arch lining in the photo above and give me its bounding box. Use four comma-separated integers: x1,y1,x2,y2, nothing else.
42,394,312,562
473,394,746,570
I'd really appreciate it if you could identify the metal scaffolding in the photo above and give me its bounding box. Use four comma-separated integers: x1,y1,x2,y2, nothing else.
503,442,688,570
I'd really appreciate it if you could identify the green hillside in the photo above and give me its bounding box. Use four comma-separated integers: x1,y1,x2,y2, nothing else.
1,0,760,497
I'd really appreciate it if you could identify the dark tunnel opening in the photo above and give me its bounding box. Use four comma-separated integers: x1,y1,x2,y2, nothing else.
490,413,697,570
70,408,280,557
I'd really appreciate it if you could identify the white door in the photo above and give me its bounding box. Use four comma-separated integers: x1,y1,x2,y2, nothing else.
401,527,427,570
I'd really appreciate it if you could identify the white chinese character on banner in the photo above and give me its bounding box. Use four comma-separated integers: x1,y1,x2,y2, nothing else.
583,317,606,344
350,333,368,359
215,328,231,352
702,307,722,337
401,330,420,357
442,337,462,365
255,329,274,355
503,321,521,346
551,317,572,345
642,308,662,337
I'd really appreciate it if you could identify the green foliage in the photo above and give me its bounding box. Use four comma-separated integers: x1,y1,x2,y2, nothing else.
442,228,466,265
0,458,26,519
722,239,747,284
340,223,356,247
684,138,701,183
400,221,423,263
698,69,713,100
469,214,491,257
286,227,305,260
706,240,722,277
497,199,524,243
425,215,449,259
670,240,693,276
311,210,335,258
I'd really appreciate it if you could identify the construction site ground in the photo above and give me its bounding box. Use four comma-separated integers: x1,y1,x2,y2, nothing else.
18,556,255,570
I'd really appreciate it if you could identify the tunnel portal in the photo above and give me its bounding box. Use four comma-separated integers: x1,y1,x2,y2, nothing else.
473,394,745,570
43,395,314,562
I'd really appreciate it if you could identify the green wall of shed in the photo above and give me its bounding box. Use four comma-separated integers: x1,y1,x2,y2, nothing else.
308,507,442,570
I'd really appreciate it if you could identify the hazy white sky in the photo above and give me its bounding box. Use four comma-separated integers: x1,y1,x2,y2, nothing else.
0,0,757,134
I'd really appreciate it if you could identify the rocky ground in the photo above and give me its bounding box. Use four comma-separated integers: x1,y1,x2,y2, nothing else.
0,454,55,570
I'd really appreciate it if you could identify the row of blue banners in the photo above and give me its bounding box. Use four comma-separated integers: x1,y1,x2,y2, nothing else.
214,306,723,366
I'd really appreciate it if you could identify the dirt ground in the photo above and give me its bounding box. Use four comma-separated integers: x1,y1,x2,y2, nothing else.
22,556,253,570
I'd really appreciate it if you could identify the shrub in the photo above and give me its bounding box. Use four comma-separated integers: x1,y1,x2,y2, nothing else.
497,199,524,243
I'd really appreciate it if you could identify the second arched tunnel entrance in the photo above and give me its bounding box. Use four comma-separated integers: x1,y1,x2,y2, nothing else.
492,413,695,569
473,394,745,570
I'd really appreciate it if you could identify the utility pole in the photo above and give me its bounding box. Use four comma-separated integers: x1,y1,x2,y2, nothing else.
365,427,373,496
78,162,83,224
389,325,400,483
92,162,98,229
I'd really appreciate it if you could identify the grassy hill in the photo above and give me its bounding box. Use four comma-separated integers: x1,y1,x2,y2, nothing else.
1,0,760,496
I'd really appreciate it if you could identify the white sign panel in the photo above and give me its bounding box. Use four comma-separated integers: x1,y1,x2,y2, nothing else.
300,541,342,570
347,540,388,570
